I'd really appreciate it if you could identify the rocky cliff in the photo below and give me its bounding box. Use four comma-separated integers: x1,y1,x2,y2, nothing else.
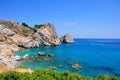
0,20,60,47
60,34,74,43
0,20,60,66
0,20,75,66
33,23,60,46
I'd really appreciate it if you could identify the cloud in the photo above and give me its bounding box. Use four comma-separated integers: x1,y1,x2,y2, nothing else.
64,22,77,27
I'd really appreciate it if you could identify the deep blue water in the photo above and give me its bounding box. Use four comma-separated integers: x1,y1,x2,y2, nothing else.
16,39,120,77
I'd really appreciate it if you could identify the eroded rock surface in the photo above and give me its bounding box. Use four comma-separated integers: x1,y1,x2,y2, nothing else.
60,34,74,43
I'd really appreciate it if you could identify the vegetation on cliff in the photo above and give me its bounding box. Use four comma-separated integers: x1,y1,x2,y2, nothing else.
0,68,119,80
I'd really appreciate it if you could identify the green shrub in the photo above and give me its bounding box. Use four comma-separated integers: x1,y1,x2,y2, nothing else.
0,68,120,80
34,24,44,29
22,22,29,27
15,66,28,69
21,22,34,30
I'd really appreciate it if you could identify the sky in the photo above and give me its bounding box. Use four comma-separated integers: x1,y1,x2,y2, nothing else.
0,0,120,38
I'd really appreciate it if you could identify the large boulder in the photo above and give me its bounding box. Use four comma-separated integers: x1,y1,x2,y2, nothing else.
60,34,74,43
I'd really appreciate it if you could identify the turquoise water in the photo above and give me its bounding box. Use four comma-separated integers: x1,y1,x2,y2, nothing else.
16,39,120,77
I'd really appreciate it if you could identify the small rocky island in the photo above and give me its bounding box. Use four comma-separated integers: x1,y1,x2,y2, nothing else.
0,20,74,67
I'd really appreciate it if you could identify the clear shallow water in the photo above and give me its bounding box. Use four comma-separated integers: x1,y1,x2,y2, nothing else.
16,39,120,77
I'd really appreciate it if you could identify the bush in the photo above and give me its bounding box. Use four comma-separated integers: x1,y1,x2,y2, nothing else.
34,24,44,29
15,66,28,69
0,68,120,80
21,22,34,30
22,22,29,27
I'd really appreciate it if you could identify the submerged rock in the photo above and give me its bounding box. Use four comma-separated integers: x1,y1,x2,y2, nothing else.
60,34,74,43
48,54,54,57
23,54,29,58
49,67,56,70
58,65,64,68
15,54,33,61
72,64,81,70
38,52,46,56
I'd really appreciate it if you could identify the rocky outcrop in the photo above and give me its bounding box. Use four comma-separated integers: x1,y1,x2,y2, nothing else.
0,20,75,66
0,20,61,65
60,34,74,43
48,54,54,57
0,20,60,48
38,52,46,56
34,23,60,46
72,64,81,70
0,48,15,66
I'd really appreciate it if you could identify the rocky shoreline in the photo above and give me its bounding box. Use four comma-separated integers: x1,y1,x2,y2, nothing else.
0,20,74,67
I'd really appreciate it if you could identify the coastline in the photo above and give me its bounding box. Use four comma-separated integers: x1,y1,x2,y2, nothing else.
15,39,120,77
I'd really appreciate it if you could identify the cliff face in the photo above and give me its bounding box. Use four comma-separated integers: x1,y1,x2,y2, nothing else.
0,20,60,47
60,34,74,43
0,20,60,66
34,23,60,46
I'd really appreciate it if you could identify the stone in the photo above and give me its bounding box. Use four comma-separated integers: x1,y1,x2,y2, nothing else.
58,65,63,68
42,57,47,61
48,54,54,57
49,67,56,70
23,54,29,58
38,52,46,56
15,55,22,61
0,20,61,48
60,34,74,43
72,64,81,70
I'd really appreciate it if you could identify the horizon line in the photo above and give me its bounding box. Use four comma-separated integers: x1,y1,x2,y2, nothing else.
73,38,120,39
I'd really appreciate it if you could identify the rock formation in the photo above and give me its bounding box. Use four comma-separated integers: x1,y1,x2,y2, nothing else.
48,54,54,57
33,23,60,46
0,20,60,66
60,34,74,43
0,42,21,66
0,20,60,47
0,20,74,66
72,64,81,70
38,52,46,56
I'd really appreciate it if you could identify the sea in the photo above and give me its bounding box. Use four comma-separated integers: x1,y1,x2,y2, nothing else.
15,39,120,77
